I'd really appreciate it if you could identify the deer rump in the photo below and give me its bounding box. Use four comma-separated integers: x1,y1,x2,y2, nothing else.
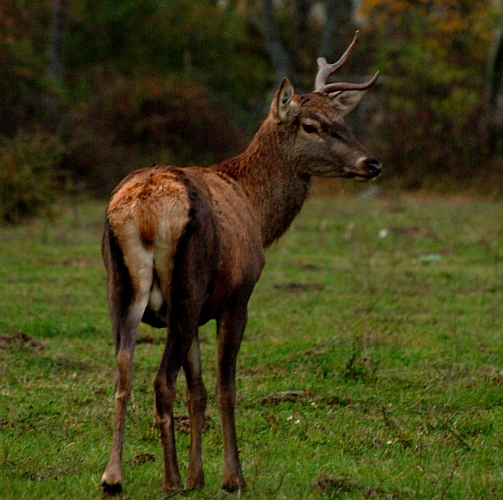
103,165,265,336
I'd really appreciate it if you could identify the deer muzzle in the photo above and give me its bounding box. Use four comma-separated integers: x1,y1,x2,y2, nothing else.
346,157,382,180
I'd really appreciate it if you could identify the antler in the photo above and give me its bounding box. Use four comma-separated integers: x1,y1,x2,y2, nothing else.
319,71,380,94
315,31,360,90
314,31,379,94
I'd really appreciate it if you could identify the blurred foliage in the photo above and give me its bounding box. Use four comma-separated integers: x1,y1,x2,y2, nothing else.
361,0,501,189
65,0,270,113
0,0,55,136
0,133,64,223
61,0,271,193
61,72,249,196
0,0,502,221
0,0,271,210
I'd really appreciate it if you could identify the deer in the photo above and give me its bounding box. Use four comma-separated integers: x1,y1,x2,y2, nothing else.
101,32,381,495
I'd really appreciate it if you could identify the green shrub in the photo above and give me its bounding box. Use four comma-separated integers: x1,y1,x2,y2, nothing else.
0,133,64,223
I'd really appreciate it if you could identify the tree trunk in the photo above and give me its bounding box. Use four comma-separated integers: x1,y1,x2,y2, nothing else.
252,0,354,89
487,26,503,154
257,0,292,88
48,0,68,85
46,0,68,126
320,0,353,62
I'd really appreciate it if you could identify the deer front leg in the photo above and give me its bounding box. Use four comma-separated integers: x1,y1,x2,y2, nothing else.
183,336,208,489
216,302,248,492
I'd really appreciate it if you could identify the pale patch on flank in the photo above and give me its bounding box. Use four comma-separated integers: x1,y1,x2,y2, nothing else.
107,169,191,311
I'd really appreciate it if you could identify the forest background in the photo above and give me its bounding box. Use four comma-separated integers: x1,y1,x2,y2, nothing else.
2,0,503,222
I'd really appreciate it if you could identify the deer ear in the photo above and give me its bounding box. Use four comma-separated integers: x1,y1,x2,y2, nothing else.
272,78,295,121
329,90,366,117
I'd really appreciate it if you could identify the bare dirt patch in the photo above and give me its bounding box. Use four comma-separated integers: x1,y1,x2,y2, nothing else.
273,283,325,292
0,332,44,350
257,390,309,405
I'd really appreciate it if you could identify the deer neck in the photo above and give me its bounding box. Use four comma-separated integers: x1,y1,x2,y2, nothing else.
214,117,312,248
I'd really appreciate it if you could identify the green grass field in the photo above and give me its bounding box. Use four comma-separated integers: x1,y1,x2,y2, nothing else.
2,191,503,499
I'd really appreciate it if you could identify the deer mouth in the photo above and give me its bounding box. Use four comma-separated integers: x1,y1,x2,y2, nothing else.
345,171,379,180
345,159,382,180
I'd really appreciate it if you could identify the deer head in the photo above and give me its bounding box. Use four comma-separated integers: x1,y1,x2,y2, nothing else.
270,31,381,180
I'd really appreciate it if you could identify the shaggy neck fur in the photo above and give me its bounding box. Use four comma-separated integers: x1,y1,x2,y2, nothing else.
214,116,311,248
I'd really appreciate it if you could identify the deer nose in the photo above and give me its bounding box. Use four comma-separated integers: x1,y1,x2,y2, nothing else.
362,158,382,178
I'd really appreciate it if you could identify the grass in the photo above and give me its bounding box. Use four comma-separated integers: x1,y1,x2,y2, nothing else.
2,190,503,499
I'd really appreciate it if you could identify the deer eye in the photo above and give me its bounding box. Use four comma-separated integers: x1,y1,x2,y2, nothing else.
302,123,319,134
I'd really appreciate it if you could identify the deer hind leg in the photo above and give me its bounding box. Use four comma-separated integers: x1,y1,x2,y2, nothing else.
101,338,136,494
153,262,205,491
151,171,216,491
216,295,250,493
183,335,207,489
153,317,201,491
102,222,152,494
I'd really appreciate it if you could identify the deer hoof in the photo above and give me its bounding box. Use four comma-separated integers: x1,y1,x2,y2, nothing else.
222,475,247,493
162,479,183,492
101,468,124,496
186,473,205,490
102,479,123,496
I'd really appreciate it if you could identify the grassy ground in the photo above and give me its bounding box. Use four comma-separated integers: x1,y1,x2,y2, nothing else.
2,191,503,499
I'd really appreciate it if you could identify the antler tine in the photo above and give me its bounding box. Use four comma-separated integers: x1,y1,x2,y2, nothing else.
315,31,360,91
321,71,380,95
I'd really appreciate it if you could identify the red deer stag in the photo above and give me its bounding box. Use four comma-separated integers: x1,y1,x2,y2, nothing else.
101,32,381,495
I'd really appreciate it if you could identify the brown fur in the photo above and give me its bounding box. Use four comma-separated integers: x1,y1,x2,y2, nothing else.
101,66,381,495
